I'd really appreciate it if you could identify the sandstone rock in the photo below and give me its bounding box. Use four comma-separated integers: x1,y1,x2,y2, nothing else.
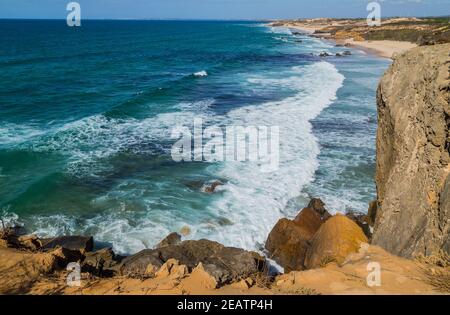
372,43,450,257
118,239,265,285
181,262,218,291
156,259,188,280
266,198,330,272
304,215,368,269
41,236,94,253
155,232,182,248
345,210,372,239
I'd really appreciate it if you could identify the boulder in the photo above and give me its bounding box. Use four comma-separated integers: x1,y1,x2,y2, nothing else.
118,239,265,285
304,215,368,269
265,198,330,272
41,236,94,253
345,210,372,239
202,181,224,193
81,248,121,277
155,232,182,248
296,198,331,221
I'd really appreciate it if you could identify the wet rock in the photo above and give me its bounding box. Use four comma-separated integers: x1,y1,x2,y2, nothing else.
336,53,343,57
266,198,330,272
319,52,331,57
155,232,182,249
41,236,94,253
304,215,368,269
202,181,224,193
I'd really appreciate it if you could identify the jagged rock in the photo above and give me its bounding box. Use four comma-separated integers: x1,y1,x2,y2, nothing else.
0,226,37,250
372,44,450,257
345,210,372,239
118,239,265,285
266,198,330,272
202,181,224,193
304,215,368,269
296,198,331,221
156,259,188,280
41,236,94,253
319,52,331,57
50,247,85,267
181,262,218,290
81,248,121,277
367,200,377,226
155,232,182,249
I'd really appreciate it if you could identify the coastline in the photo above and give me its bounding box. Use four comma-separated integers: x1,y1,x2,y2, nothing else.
1,21,449,296
271,21,417,59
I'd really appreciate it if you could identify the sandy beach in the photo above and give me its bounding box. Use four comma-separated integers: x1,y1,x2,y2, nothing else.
272,20,418,59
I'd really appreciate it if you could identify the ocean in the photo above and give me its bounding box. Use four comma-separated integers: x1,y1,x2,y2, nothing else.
0,20,390,254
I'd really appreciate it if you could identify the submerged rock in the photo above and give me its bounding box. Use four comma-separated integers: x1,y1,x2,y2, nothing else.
202,181,224,193
319,52,331,57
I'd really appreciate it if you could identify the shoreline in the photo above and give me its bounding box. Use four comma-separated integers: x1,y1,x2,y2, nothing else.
271,22,417,59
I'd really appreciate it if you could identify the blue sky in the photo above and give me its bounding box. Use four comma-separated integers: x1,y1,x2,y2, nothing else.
1,0,449,19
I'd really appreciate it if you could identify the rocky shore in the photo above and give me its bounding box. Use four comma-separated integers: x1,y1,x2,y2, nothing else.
1,43,449,295
270,17,450,59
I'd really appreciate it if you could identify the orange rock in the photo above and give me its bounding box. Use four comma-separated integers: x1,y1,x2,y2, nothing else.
265,199,330,272
304,215,368,269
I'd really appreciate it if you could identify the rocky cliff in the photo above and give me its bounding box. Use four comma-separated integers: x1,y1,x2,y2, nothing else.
372,43,450,257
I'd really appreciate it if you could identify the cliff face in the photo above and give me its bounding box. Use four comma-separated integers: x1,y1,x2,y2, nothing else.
372,44,450,257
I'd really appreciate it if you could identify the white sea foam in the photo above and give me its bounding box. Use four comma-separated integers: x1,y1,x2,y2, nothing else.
21,62,344,254
185,62,345,250
193,70,208,77
0,123,46,146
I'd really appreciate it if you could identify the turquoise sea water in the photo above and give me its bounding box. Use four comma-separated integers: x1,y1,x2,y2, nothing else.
0,20,390,254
